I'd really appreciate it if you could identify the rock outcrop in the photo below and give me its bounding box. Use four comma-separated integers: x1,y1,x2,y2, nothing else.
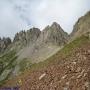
0,37,11,53
13,28,41,50
3,33,90,90
37,22,68,45
71,11,90,39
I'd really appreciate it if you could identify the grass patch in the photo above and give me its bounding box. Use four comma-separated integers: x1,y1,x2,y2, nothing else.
60,35,89,55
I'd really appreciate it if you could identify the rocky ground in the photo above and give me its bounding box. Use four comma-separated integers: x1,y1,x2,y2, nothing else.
2,38,90,90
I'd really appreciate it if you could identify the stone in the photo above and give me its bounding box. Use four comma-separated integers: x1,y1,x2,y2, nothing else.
39,73,46,80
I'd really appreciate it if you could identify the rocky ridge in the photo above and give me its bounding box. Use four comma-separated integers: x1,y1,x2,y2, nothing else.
71,11,90,39
13,27,41,50
37,22,68,45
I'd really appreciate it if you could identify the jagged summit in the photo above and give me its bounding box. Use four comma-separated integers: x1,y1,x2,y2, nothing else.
13,27,41,43
39,22,68,45
71,11,90,39
12,27,41,50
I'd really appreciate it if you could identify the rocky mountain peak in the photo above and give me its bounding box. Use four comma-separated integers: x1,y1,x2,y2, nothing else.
71,11,90,39
38,22,69,45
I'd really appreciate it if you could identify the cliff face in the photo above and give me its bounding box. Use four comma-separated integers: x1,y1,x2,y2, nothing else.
71,11,90,39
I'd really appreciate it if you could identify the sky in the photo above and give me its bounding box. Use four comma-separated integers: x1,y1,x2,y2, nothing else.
0,0,90,38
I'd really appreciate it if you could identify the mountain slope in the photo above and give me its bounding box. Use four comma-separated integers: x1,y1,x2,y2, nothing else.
1,11,90,90
2,34,90,90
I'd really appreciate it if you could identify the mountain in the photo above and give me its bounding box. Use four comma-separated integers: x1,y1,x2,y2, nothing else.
0,22,69,84
18,22,69,63
0,11,90,89
71,11,90,39
37,22,68,45
2,32,90,90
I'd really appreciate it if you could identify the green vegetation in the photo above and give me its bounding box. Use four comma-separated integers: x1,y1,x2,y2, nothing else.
0,50,17,86
0,50,17,74
19,58,32,72
60,35,89,56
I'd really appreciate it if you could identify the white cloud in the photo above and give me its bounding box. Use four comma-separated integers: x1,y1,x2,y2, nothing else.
27,0,90,33
0,0,90,38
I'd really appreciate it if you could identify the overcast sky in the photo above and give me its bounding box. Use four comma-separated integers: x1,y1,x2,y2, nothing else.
0,0,90,38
